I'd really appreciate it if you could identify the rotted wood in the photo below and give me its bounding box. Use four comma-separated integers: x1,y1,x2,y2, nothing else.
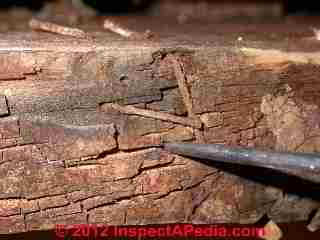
1,16,320,234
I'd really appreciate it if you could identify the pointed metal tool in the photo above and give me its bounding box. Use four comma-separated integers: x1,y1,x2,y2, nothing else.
163,143,320,183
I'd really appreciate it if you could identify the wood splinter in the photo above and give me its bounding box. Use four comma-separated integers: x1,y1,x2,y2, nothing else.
103,19,153,40
168,54,205,143
102,103,202,129
29,18,88,38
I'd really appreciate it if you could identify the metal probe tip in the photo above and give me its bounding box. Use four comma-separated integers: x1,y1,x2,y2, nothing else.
163,142,320,183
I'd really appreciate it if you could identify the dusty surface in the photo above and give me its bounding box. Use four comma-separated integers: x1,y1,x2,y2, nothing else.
0,5,320,235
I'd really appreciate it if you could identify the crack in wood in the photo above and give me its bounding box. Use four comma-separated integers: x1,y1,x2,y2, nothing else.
2,22,320,233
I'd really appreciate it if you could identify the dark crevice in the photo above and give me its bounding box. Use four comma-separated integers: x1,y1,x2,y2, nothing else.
182,172,220,192
39,203,72,213
140,125,176,137
86,192,154,211
123,210,128,225
3,95,10,117
159,85,179,92
139,161,174,172
308,208,320,223
255,214,271,225
98,93,162,107
83,196,117,212
154,188,184,201
120,144,163,153
188,190,212,221
24,193,67,201
96,146,120,160
0,141,41,151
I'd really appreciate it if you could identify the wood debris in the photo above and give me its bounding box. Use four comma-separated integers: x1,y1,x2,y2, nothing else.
101,103,202,129
261,220,283,240
168,55,194,115
103,19,153,40
168,54,205,142
29,18,88,38
308,208,320,232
